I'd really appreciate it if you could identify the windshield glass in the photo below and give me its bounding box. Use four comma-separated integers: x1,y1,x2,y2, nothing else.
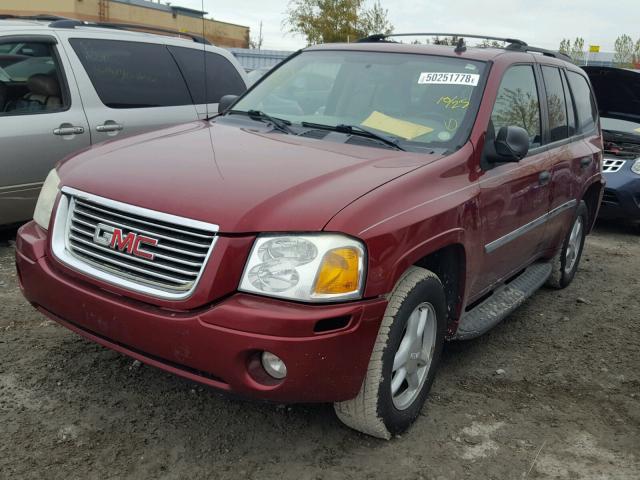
601,117,640,136
232,50,487,150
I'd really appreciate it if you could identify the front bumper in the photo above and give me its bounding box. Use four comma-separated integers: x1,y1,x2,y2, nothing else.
599,168,640,221
15,221,387,403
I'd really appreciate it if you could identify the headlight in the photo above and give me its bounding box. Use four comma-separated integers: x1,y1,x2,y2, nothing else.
33,169,61,230
239,234,366,302
632,158,640,175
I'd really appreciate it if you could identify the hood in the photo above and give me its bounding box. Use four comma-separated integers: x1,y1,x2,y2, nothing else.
58,120,439,233
583,66,640,123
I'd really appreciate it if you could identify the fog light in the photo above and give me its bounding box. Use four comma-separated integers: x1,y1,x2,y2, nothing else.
261,351,287,379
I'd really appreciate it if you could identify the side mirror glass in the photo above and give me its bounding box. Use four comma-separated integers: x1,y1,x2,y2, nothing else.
218,94,239,114
490,126,530,162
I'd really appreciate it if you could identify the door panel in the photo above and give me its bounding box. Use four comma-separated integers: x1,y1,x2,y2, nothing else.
472,64,551,297
0,37,89,224
476,152,550,294
59,35,198,143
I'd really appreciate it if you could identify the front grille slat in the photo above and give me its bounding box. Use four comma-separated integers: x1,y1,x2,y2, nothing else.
75,199,215,239
69,242,193,287
56,190,218,298
69,227,204,269
69,234,200,277
73,207,211,248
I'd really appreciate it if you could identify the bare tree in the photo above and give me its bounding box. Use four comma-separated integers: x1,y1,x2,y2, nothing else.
559,38,571,55
284,0,393,45
614,34,634,66
570,37,585,64
249,21,264,50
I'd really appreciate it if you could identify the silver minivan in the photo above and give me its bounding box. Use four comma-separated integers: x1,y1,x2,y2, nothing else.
0,18,248,225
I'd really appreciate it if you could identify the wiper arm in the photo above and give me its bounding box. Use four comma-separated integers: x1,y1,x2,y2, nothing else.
227,109,293,134
300,121,405,151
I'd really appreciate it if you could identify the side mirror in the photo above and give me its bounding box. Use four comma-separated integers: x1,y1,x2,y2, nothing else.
218,94,239,114
490,126,530,162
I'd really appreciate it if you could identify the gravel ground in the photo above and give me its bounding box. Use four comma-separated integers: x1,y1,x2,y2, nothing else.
1,221,638,480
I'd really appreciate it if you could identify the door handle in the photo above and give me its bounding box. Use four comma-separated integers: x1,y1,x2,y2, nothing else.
96,122,123,133
53,124,85,136
580,157,592,169
538,171,551,186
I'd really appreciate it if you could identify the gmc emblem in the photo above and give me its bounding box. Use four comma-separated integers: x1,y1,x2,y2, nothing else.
93,222,158,260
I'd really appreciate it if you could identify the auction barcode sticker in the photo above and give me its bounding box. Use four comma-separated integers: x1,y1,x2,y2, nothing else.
418,72,480,86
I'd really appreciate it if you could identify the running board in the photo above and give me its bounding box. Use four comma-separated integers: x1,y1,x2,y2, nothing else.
454,262,552,340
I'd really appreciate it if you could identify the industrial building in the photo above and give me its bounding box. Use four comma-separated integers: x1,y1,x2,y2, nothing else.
0,0,249,48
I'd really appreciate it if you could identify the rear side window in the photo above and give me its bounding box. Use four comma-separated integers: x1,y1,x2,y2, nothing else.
69,39,192,108
561,71,577,136
566,71,597,133
168,47,245,104
490,65,541,148
541,66,569,142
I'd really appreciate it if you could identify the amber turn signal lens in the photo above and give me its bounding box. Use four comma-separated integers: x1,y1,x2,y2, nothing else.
313,247,361,295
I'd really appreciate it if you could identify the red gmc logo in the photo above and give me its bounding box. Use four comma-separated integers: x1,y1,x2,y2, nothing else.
93,223,158,260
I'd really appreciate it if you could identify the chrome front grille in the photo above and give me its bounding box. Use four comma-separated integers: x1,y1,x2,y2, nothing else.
52,187,219,300
602,158,626,173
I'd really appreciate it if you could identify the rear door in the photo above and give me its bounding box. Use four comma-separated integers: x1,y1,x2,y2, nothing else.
58,34,199,143
476,64,551,294
0,34,90,225
541,66,601,251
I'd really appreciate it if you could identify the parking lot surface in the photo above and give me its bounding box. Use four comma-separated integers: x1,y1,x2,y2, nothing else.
1,222,639,479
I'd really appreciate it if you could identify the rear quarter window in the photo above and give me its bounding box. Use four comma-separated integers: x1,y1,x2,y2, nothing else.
541,66,569,142
168,46,245,104
69,38,192,109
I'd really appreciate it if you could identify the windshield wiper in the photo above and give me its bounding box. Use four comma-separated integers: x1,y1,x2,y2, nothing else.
300,121,405,151
227,109,293,134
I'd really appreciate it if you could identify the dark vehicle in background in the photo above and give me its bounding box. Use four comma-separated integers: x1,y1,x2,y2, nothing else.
584,66,640,229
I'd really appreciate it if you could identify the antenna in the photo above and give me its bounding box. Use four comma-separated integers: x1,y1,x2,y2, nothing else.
201,0,209,120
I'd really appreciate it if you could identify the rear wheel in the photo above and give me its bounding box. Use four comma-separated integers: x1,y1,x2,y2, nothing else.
547,200,589,289
334,266,446,439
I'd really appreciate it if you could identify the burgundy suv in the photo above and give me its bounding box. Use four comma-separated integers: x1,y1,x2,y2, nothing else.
15,34,604,439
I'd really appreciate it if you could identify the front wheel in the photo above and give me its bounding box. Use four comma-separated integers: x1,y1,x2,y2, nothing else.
334,266,446,439
546,200,589,289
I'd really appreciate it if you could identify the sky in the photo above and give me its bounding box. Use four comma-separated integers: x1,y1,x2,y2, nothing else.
180,0,638,52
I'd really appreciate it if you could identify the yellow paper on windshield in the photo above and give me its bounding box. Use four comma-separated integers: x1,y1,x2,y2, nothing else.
635,127,640,133
361,111,433,140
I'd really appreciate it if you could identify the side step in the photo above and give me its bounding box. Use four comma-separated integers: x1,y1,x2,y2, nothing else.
454,262,552,340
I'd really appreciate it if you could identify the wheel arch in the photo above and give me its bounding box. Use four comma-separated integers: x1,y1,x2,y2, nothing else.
581,179,605,233
413,243,466,336
380,229,468,337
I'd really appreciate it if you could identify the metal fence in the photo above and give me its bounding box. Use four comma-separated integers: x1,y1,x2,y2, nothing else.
227,48,294,72
225,48,638,72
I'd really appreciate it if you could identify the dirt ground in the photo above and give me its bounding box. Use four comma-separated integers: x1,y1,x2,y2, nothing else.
0,221,638,480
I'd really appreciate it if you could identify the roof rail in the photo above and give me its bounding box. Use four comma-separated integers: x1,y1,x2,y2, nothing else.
358,32,573,62
48,19,211,45
357,33,527,47
0,14,70,21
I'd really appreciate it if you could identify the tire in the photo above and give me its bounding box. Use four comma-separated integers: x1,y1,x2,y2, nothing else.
546,200,589,289
334,266,446,439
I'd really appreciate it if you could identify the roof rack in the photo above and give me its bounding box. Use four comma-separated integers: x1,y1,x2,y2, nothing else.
48,19,211,45
357,32,572,62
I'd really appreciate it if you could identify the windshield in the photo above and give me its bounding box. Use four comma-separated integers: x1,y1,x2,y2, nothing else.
601,117,640,136
232,50,487,150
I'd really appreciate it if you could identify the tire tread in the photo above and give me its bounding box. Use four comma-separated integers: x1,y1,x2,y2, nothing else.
334,266,440,439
